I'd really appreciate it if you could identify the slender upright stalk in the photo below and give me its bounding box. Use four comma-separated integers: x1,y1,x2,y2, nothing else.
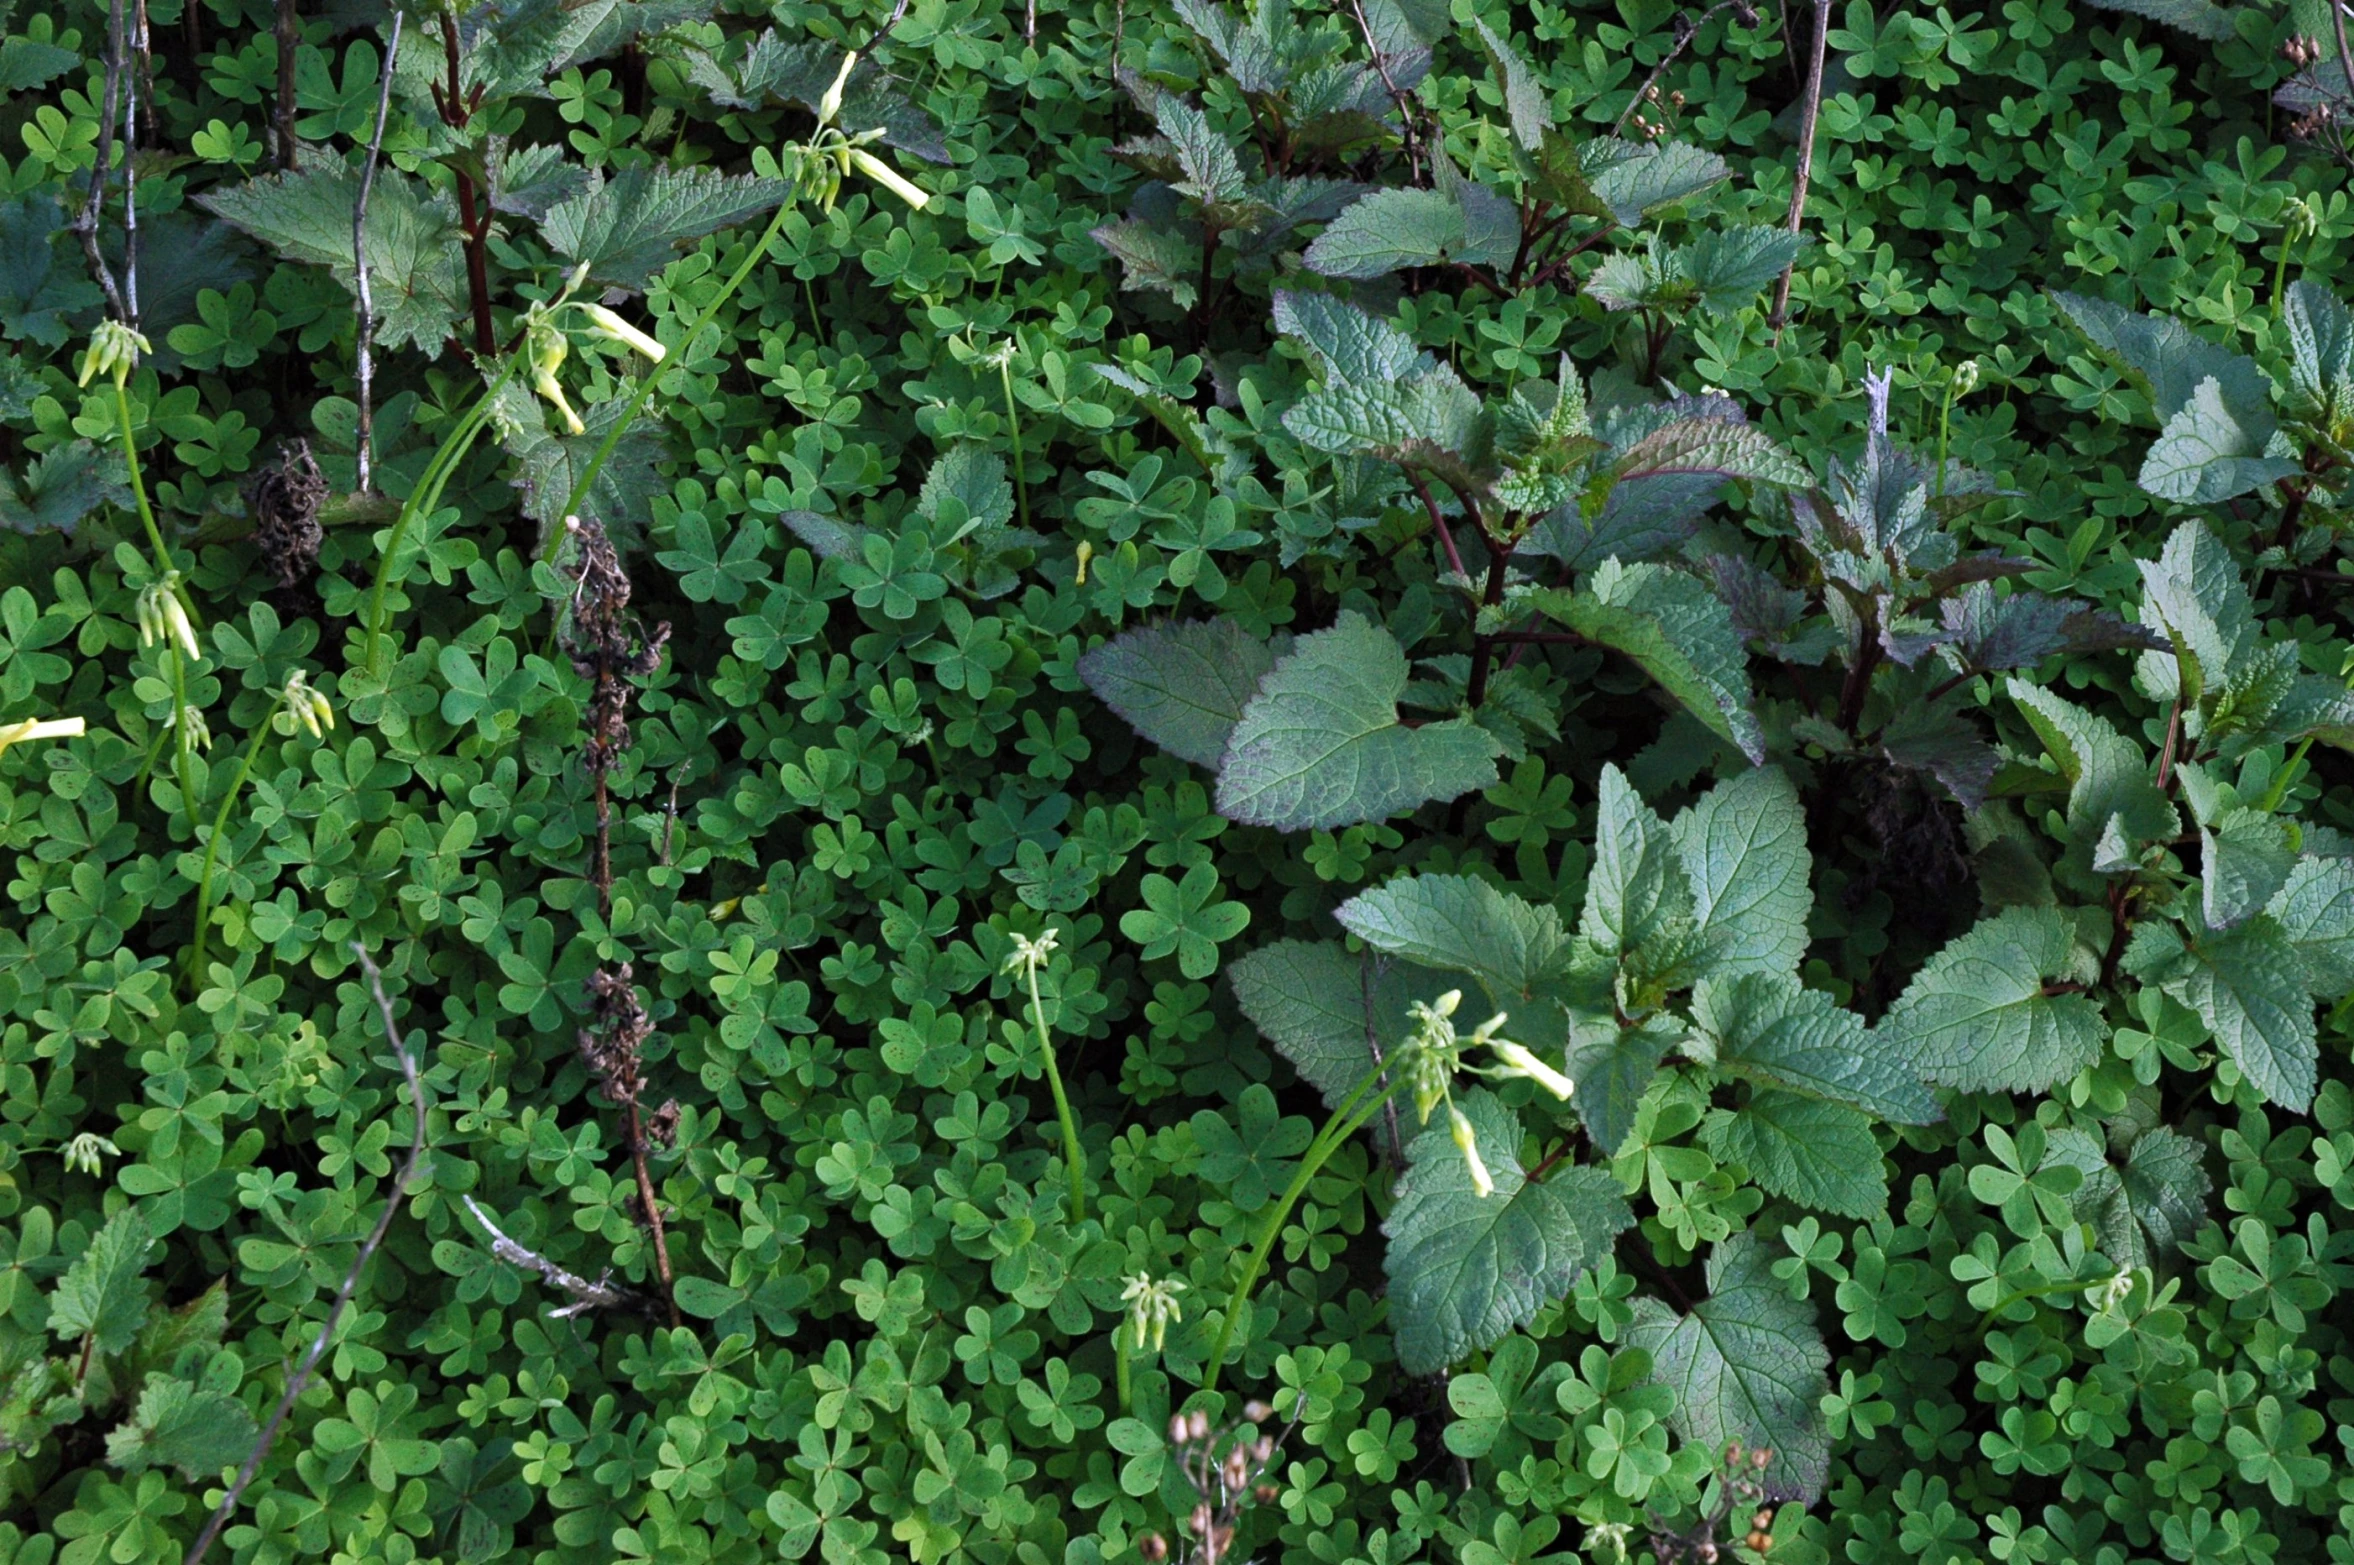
186,694,288,983
1024,958,1087,1225
273,0,299,168
999,355,1031,531
110,380,200,832
1204,1060,1399,1391
364,354,526,664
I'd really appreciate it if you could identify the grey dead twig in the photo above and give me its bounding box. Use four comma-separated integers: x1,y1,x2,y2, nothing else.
183,943,428,1565
353,9,406,496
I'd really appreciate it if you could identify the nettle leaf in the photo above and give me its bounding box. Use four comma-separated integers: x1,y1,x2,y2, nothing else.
1472,18,1551,150
1671,766,1811,979
2284,278,2354,411
1153,97,1250,207
1272,290,1428,384
1610,416,1809,487
106,1371,260,1479
1384,1089,1632,1375
2007,680,2177,863
1334,873,1572,1000
1677,226,1807,314
1878,906,2105,1094
1080,619,1281,769
2137,521,2257,711
1528,562,1765,763
2080,0,2241,39
1695,973,1941,1124
0,194,102,348
1215,611,1503,831
1303,187,1475,279
542,165,793,289
2129,914,2317,1110
2201,811,2296,930
1626,1231,1831,1504
1941,582,2163,672
2050,1125,2211,1268
1564,1017,1678,1154
49,1208,154,1359
1701,1091,1887,1218
2140,376,2299,503
199,165,464,353
1578,764,1691,958
2050,290,2273,427
0,442,131,536
1229,940,1452,1110
2267,855,2354,995
1578,138,1732,226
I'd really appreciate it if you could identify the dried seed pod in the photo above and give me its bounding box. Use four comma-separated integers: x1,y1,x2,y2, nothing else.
1243,1400,1271,1423
1139,1535,1168,1563
249,441,327,592
645,1099,681,1149
1169,1414,1190,1446
1253,1483,1278,1504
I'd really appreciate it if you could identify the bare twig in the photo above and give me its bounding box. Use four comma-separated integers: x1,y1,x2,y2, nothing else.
353,10,405,496
1611,2,1755,139
461,1195,642,1318
121,0,144,324
183,943,428,1565
1342,0,1423,180
71,0,128,319
274,0,300,169
1768,0,1831,343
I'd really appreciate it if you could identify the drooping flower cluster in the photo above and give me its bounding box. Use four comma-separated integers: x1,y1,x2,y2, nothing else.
1395,989,1576,1198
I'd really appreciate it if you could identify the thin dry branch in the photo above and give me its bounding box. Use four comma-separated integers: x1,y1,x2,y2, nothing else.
182,944,429,1565
274,0,299,168
461,1195,643,1318
353,10,405,496
1768,0,1831,342
1342,0,1424,180
71,0,128,320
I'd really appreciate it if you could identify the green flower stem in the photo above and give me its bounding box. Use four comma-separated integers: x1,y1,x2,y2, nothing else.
185,693,287,985
112,381,198,627
1934,381,1959,502
1025,960,1087,1226
537,194,806,569
1114,1327,1133,1413
1204,1059,1402,1392
999,356,1030,532
110,381,201,833
363,355,524,666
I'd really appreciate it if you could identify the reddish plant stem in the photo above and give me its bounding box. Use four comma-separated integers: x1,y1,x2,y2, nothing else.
627,1099,680,1328
439,13,496,357
274,0,299,168
1464,546,1512,710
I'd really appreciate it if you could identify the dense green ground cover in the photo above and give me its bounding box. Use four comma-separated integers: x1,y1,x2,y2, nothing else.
6,0,2354,1563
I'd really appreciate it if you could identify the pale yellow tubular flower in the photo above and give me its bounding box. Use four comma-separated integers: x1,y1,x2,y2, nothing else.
160,590,201,663
0,716,87,762
534,369,586,436
818,51,858,129
582,304,667,363
1489,1039,1576,1100
1004,928,1061,977
849,148,930,210
63,1132,118,1177
1449,1104,1495,1198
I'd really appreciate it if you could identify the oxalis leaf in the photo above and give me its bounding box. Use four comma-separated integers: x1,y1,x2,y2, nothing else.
1626,1230,1832,1504
1215,611,1502,831
1877,905,2106,1094
1079,618,1283,769
1384,1089,1632,1375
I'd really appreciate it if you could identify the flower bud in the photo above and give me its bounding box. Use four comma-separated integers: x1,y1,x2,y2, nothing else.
582,303,667,363
1450,1104,1494,1198
63,1132,118,1177
171,703,213,753
2288,194,2324,244
818,51,857,128
849,148,930,210
1951,359,1980,398
77,319,152,389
